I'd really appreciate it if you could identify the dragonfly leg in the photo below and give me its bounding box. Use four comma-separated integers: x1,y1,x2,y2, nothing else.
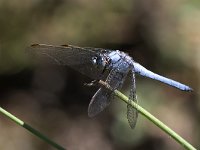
84,80,99,87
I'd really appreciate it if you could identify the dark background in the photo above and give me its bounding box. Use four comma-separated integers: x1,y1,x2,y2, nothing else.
0,0,199,149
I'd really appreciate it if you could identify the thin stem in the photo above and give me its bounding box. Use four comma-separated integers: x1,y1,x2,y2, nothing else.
99,80,197,150
0,107,65,150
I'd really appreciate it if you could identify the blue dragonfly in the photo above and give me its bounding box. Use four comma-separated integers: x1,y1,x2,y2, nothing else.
27,44,192,129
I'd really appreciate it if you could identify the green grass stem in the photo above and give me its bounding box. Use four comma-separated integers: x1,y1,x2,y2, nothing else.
0,107,65,150
99,80,197,150
0,80,196,150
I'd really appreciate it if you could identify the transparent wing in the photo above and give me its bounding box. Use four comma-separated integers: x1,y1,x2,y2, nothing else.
127,70,138,129
27,44,109,79
88,87,113,117
88,63,128,117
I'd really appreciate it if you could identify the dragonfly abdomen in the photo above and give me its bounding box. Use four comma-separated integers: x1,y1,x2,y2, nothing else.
133,62,192,91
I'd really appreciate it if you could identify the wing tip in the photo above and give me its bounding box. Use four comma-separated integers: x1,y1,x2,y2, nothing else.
88,104,99,118
60,44,69,47
30,43,40,47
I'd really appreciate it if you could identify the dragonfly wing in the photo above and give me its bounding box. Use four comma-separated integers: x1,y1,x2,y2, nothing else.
27,44,109,79
88,87,113,117
127,70,138,129
88,66,128,117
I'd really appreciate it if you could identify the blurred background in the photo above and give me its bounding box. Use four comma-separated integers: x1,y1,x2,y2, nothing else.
0,0,199,149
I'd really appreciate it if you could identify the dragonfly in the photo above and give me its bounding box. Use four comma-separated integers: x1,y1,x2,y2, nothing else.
27,44,192,129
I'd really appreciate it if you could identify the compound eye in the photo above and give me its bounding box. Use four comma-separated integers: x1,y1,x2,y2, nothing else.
92,56,98,65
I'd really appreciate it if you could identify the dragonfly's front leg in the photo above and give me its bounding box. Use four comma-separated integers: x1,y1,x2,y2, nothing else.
84,80,99,87
127,69,138,129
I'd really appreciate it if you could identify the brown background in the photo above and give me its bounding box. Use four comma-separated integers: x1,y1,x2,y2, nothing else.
0,0,199,149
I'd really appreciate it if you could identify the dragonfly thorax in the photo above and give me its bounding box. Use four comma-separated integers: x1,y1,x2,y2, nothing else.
107,50,134,69
108,51,121,62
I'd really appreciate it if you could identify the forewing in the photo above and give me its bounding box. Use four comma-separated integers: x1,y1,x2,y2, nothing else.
27,44,107,79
